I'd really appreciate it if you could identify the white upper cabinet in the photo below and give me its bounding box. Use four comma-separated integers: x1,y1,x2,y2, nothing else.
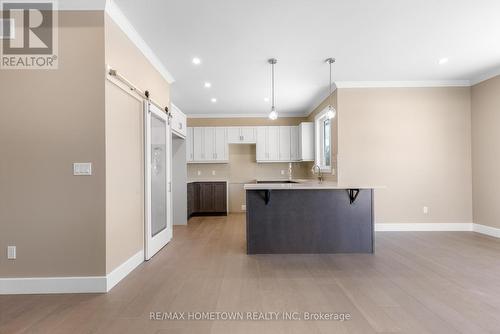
193,127,205,161
278,126,291,161
214,127,227,161
188,125,303,164
203,127,215,160
170,104,187,138
290,126,299,161
267,127,280,161
298,122,314,161
227,127,256,143
186,127,194,162
240,127,256,143
256,127,267,161
256,125,300,163
188,127,228,163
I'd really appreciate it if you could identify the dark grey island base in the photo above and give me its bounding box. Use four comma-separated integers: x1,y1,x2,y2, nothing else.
245,188,374,254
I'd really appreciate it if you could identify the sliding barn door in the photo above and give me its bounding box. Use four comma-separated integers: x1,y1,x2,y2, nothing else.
144,102,172,260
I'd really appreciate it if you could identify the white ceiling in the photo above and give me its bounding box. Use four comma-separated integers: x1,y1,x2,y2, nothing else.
114,0,500,116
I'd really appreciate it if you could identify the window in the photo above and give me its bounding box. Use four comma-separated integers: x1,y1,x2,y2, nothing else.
315,108,333,172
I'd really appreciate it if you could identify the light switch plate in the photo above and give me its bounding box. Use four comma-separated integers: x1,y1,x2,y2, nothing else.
7,246,16,260
241,205,246,211
73,163,92,176
212,170,216,176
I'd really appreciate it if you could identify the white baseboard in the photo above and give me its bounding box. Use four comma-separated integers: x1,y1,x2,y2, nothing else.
0,250,144,295
106,250,144,291
375,223,473,231
0,276,107,295
473,223,500,238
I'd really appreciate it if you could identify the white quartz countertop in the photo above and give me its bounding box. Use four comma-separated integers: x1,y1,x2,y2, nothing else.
244,179,383,190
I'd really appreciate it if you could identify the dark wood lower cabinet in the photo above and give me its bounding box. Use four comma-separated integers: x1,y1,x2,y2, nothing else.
187,182,227,218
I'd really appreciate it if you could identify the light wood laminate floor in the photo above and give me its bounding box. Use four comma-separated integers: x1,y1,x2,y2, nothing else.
2,214,500,333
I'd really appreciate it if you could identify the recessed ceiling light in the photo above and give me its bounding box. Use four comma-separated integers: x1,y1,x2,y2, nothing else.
192,57,201,65
439,58,449,65
264,97,269,102
211,98,217,103
204,82,211,88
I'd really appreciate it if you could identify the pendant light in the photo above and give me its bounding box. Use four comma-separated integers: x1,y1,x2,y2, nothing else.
268,58,278,120
325,57,337,119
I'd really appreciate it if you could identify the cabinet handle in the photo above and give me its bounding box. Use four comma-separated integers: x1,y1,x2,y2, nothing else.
215,153,217,159
179,123,182,129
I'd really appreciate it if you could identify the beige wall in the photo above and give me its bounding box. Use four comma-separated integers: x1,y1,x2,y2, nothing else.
187,117,310,213
336,87,472,224
0,11,106,277
472,76,500,228
104,14,170,273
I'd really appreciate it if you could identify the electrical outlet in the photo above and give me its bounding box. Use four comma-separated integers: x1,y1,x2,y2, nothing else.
7,246,16,260
212,170,216,176
197,170,201,176
281,170,285,175
241,204,246,211
423,206,429,214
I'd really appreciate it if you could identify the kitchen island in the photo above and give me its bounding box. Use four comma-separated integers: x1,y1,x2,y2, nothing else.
244,180,378,254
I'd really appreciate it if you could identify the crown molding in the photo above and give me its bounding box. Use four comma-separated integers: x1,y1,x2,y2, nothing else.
335,80,471,88
105,0,175,84
470,67,500,86
187,112,307,118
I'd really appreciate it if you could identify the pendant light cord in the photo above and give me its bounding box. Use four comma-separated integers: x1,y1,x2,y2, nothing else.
325,58,336,108
271,61,275,110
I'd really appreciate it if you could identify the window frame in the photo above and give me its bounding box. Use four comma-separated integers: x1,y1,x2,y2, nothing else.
314,107,334,173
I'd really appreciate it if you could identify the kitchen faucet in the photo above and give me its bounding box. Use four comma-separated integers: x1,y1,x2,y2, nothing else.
288,163,293,181
311,164,323,182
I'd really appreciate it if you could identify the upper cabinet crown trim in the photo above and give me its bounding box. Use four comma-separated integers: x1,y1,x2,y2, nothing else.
105,0,175,84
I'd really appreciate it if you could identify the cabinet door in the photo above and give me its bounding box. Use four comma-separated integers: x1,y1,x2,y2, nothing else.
214,127,227,161
256,127,267,161
290,126,299,161
187,182,193,217
227,127,240,143
299,122,314,161
267,127,280,161
203,127,215,160
193,127,204,161
213,183,227,212
186,128,194,162
171,105,187,138
240,127,256,143
198,183,214,212
279,126,291,161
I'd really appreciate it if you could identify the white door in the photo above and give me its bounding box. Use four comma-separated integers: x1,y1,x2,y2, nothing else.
256,127,267,161
144,102,172,260
204,127,215,160
279,126,291,161
193,127,204,161
186,127,194,162
214,127,227,161
267,127,280,161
